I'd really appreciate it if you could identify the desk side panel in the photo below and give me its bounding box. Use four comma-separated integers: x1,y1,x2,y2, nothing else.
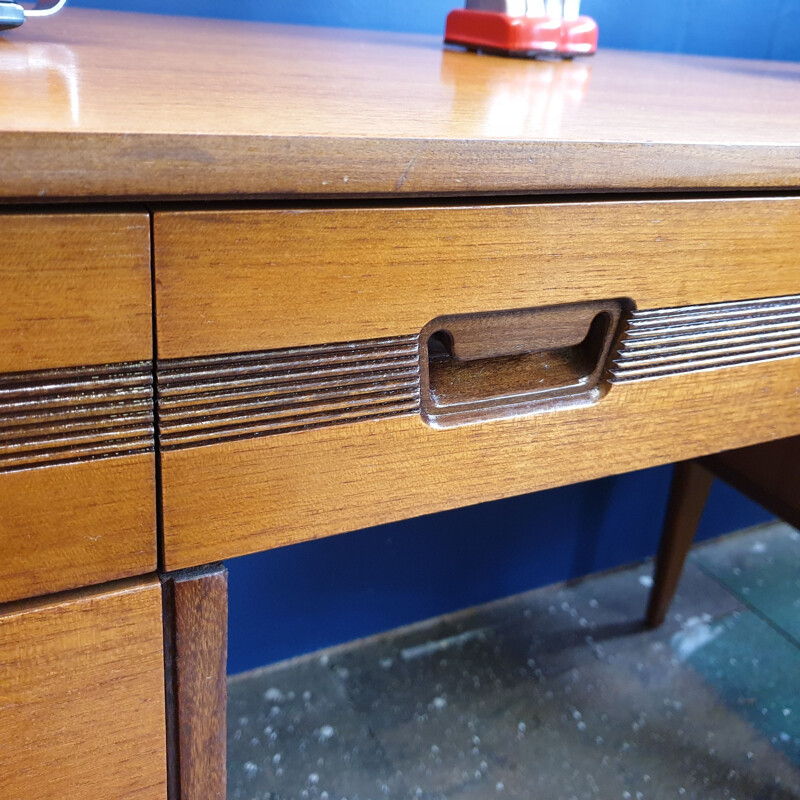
0,578,168,800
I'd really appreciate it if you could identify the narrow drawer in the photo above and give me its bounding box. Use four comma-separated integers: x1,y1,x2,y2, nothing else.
154,198,800,569
0,578,167,800
0,212,156,602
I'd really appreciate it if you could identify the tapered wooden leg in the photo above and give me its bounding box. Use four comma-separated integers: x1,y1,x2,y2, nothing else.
162,564,228,800
646,461,713,628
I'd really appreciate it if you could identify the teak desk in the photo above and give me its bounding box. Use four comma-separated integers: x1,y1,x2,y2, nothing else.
1,10,799,799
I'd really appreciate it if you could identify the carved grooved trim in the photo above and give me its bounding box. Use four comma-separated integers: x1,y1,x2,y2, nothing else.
611,294,800,383
0,361,155,472
156,336,421,450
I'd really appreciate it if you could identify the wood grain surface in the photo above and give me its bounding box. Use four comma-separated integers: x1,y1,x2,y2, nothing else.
647,434,800,626
0,578,167,800
703,436,800,530
421,301,624,426
646,460,714,627
3,9,800,200
0,212,152,372
0,360,154,472
611,295,800,382
163,566,228,800
161,356,800,569
0,211,156,602
154,198,800,358
0,453,156,604
157,336,421,450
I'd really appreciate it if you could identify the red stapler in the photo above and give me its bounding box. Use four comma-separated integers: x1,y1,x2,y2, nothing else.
445,0,598,59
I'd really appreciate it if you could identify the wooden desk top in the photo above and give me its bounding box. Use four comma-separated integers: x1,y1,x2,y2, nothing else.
2,8,800,200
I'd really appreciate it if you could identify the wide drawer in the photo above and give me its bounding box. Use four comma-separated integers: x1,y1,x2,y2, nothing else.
154,198,800,569
0,212,156,602
0,578,167,800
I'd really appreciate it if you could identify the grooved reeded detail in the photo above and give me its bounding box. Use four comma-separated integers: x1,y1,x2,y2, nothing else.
611,295,800,383
157,336,421,449
0,361,155,472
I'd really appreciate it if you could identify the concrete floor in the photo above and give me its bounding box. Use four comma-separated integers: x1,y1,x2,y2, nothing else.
228,522,800,800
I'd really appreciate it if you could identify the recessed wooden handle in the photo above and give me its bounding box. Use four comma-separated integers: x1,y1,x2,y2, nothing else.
439,303,616,362
421,300,630,427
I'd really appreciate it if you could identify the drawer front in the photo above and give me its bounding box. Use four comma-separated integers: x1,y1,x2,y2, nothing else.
0,578,167,800
0,213,156,602
154,198,800,569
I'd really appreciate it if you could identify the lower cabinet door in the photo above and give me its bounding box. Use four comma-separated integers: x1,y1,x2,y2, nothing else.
0,577,167,800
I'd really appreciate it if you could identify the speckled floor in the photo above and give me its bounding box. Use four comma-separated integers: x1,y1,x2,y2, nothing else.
228,522,800,800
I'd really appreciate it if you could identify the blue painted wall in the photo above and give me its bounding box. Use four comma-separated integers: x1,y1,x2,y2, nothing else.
73,0,800,60
73,0,786,672
225,470,771,674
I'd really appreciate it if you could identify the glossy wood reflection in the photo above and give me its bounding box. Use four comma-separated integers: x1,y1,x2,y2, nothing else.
2,9,800,199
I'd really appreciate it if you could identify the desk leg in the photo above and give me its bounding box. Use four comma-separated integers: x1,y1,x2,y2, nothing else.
162,564,228,800
646,461,713,628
